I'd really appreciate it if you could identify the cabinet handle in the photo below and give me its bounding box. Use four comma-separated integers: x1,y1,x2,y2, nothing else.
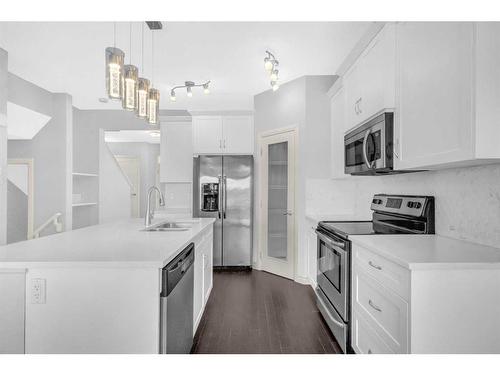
358,97,362,113
223,139,226,149
219,139,222,149
368,299,382,312
368,260,382,270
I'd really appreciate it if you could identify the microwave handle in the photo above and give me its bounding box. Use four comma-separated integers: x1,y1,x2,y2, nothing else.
362,129,372,169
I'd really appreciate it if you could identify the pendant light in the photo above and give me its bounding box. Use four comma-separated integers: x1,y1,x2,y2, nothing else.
147,29,160,125
122,22,139,111
105,23,125,100
135,23,150,119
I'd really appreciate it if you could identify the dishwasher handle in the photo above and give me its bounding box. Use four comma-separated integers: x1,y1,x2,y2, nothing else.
161,243,195,297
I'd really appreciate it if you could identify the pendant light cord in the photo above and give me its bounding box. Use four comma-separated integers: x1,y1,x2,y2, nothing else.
141,23,144,74
129,22,132,64
151,31,155,86
113,22,116,48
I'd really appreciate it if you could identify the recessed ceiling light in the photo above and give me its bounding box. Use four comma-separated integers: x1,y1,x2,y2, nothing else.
98,97,109,103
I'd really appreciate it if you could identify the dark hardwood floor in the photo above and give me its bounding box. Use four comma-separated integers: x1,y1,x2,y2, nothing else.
191,269,342,354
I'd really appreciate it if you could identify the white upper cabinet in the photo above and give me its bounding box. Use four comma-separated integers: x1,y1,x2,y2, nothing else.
340,22,500,171
344,23,396,132
222,116,254,154
394,22,475,170
193,116,224,154
192,115,254,155
330,84,351,179
160,121,193,183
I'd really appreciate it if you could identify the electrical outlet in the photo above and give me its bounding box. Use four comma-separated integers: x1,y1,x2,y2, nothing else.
31,278,46,304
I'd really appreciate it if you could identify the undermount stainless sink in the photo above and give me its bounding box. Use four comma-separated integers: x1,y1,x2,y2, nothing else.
142,221,193,232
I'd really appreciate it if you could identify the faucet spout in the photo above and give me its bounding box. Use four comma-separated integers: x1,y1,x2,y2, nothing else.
145,186,165,227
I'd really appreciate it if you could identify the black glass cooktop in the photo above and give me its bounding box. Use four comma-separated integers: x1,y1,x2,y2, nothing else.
319,221,376,239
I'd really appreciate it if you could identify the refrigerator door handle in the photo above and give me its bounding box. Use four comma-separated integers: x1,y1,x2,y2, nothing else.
223,175,227,219
217,175,222,219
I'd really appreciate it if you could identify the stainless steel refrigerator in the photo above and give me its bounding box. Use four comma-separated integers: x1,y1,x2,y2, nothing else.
193,155,253,267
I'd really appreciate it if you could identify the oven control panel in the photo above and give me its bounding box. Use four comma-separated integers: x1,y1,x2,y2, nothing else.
371,194,430,217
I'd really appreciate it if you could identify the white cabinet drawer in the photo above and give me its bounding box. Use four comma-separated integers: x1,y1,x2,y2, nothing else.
352,309,394,354
352,267,409,353
353,244,410,300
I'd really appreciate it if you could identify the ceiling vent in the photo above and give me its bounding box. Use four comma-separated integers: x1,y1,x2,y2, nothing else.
146,21,163,30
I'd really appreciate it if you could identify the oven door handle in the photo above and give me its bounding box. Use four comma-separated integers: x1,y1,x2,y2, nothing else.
314,288,346,328
315,229,346,251
362,129,373,169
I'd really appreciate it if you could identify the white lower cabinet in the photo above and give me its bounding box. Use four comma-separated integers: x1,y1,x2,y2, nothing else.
203,233,213,304
0,270,26,354
351,241,500,354
193,227,214,334
352,310,394,354
351,244,410,354
352,267,408,353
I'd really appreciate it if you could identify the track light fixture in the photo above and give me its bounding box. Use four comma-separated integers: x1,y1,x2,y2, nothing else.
170,80,211,101
264,50,279,91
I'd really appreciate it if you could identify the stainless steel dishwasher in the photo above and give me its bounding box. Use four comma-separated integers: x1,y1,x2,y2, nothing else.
159,243,194,354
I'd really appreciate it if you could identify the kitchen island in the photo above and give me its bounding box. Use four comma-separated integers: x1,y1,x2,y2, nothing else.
0,218,215,354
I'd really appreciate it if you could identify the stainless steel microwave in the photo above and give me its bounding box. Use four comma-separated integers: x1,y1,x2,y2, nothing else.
344,112,394,175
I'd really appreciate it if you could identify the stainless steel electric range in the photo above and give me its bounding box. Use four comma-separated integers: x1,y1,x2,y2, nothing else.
315,194,435,353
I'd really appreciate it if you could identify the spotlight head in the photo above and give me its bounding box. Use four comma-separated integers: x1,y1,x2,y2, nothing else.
187,86,193,97
170,90,176,101
203,83,210,94
271,81,279,92
264,57,273,71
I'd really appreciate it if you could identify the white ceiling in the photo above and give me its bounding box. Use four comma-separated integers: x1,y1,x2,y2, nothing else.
0,22,369,111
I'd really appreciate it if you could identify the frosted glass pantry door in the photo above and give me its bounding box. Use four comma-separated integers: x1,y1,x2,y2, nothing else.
260,129,296,280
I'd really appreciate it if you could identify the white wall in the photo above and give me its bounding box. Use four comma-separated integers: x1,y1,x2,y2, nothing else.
98,133,131,224
307,163,500,248
106,142,160,218
254,75,335,282
0,48,7,245
7,74,73,234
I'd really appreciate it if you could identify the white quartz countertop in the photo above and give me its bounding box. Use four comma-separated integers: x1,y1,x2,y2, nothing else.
350,234,500,270
0,218,215,269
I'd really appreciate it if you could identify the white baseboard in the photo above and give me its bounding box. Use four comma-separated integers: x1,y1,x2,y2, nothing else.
294,275,310,285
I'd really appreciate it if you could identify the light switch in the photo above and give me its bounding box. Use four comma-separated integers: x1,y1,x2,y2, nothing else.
31,278,46,304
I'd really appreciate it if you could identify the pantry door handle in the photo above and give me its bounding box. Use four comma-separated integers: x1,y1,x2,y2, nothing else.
368,261,382,270
368,299,382,312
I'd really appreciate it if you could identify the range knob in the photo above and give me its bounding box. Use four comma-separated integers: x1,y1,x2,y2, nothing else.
407,202,414,208
372,199,383,205
414,202,422,209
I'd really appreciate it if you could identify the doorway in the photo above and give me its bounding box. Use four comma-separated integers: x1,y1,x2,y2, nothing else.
7,158,34,243
259,127,297,279
114,156,141,218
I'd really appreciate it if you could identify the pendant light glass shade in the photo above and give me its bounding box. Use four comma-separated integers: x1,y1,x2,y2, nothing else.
147,88,160,125
105,47,125,100
122,65,139,111
135,78,150,118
